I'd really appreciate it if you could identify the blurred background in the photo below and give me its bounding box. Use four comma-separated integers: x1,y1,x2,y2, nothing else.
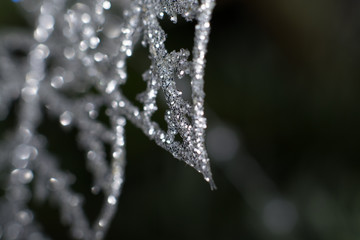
1,0,360,239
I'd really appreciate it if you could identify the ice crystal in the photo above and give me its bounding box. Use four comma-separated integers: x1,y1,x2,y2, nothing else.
0,0,215,239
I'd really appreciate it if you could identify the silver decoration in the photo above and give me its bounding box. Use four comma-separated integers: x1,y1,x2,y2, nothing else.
0,0,215,239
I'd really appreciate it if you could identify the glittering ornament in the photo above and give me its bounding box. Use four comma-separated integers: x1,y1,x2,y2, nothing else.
0,0,215,239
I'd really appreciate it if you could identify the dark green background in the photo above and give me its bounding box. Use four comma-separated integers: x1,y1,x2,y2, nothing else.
1,0,360,239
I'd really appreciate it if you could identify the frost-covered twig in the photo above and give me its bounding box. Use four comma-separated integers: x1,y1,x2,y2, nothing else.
0,0,216,239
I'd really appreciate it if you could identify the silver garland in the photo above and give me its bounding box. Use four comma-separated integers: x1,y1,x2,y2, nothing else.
0,0,215,239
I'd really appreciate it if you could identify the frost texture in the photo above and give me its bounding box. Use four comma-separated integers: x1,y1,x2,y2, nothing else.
0,0,215,239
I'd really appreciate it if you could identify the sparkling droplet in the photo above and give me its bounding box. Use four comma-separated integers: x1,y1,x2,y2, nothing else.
35,44,50,59
51,76,64,88
79,41,88,51
112,149,123,159
89,110,98,119
87,150,96,160
39,14,54,30
34,27,49,42
60,111,73,126
14,144,38,161
89,36,100,49
81,13,91,23
98,219,105,227
63,47,75,59
122,39,132,47
125,49,132,56
148,127,154,135
170,15,177,23
118,101,125,107
11,169,34,184
107,195,117,205
102,1,111,10
48,177,65,190
106,80,117,94
116,60,124,68
83,26,95,37
21,86,38,102
94,52,105,62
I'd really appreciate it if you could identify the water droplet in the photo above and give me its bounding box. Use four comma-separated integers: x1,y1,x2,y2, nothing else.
112,149,123,159
98,219,106,227
148,89,156,98
83,26,95,37
11,169,33,184
22,169,34,183
81,13,91,23
125,49,132,56
87,151,96,160
89,110,98,119
39,14,54,30
148,127,156,135
106,80,117,94
15,144,38,161
64,47,75,59
79,41,88,51
118,101,125,107
116,117,126,125
116,60,124,68
122,39,132,47
102,1,111,10
48,177,65,190
94,52,104,62
51,76,64,88
60,111,73,126
107,195,117,205
34,27,49,42
170,15,177,23
89,36,100,49
35,44,50,59
21,86,38,102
